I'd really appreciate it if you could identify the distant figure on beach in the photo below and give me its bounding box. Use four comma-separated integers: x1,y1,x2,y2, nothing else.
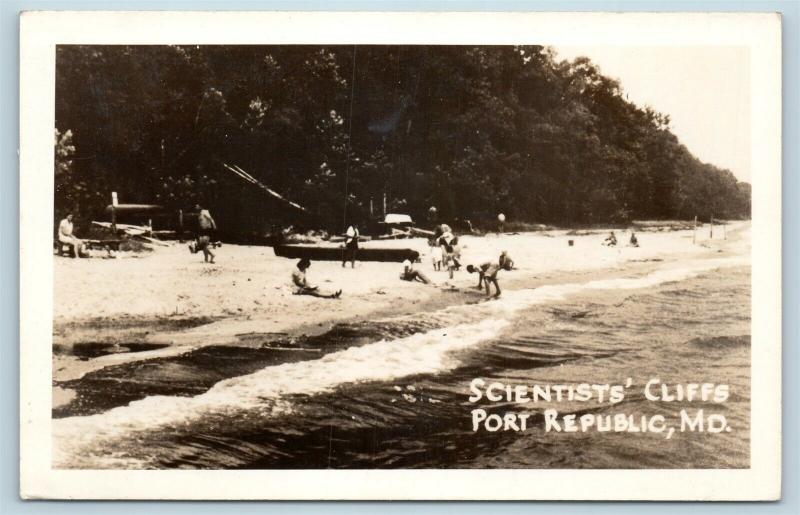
342,224,359,268
629,231,639,247
603,231,617,247
400,255,432,284
498,213,506,233
499,250,514,270
428,206,438,224
430,239,443,271
467,259,512,297
57,213,84,258
434,223,452,242
194,204,217,263
292,258,342,298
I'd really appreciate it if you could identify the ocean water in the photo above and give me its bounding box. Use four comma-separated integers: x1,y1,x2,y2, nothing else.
52,258,750,469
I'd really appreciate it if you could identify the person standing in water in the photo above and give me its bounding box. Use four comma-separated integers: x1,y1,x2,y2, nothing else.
342,223,359,268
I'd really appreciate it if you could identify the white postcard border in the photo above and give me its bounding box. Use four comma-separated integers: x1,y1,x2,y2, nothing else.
19,11,782,500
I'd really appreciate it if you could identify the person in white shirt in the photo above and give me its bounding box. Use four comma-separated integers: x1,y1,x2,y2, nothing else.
342,224,359,268
57,213,83,258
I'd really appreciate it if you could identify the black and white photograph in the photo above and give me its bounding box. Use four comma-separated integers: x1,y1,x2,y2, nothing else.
19,11,781,500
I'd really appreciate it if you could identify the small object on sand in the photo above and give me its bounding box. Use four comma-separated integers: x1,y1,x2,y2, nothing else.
568,239,574,246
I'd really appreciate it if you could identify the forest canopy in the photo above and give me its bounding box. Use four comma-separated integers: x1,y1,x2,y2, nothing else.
55,45,751,236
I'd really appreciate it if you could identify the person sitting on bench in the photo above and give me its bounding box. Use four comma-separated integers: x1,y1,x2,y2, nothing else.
57,213,84,258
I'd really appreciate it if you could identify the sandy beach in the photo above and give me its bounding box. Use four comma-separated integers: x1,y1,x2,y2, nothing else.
52,222,748,387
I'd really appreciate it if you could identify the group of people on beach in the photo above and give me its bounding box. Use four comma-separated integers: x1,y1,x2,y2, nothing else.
603,230,639,248
58,207,639,302
289,221,515,300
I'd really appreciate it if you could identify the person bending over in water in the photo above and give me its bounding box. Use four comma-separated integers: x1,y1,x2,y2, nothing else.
292,258,342,298
467,251,513,289
400,253,432,284
467,259,512,297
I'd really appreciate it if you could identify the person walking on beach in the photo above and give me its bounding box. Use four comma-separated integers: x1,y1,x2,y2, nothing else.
400,255,432,284
342,224,359,268
292,258,342,298
194,204,217,263
57,213,84,258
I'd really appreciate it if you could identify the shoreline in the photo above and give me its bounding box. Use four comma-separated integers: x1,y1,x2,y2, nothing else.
52,223,749,383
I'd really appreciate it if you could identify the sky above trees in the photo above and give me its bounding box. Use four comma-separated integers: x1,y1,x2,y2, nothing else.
553,46,750,182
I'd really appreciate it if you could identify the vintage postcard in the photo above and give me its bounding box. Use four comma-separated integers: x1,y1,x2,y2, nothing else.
19,11,781,500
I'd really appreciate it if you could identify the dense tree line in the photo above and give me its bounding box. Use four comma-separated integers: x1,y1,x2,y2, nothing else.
55,45,750,237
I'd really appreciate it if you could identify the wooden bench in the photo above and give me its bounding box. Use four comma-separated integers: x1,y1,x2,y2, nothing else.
53,238,125,257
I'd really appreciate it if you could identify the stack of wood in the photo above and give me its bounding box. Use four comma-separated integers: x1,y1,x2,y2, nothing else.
91,221,169,247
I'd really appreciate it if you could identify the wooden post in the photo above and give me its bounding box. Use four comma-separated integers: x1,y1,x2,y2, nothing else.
693,215,697,244
382,192,387,218
178,209,184,243
724,222,727,240
147,218,153,237
111,191,118,233
710,216,714,239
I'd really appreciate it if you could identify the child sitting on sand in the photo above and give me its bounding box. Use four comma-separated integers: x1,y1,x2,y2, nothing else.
292,258,342,298
629,231,639,247
603,231,618,247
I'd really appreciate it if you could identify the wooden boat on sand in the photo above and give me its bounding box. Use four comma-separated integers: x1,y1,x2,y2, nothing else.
273,244,418,263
